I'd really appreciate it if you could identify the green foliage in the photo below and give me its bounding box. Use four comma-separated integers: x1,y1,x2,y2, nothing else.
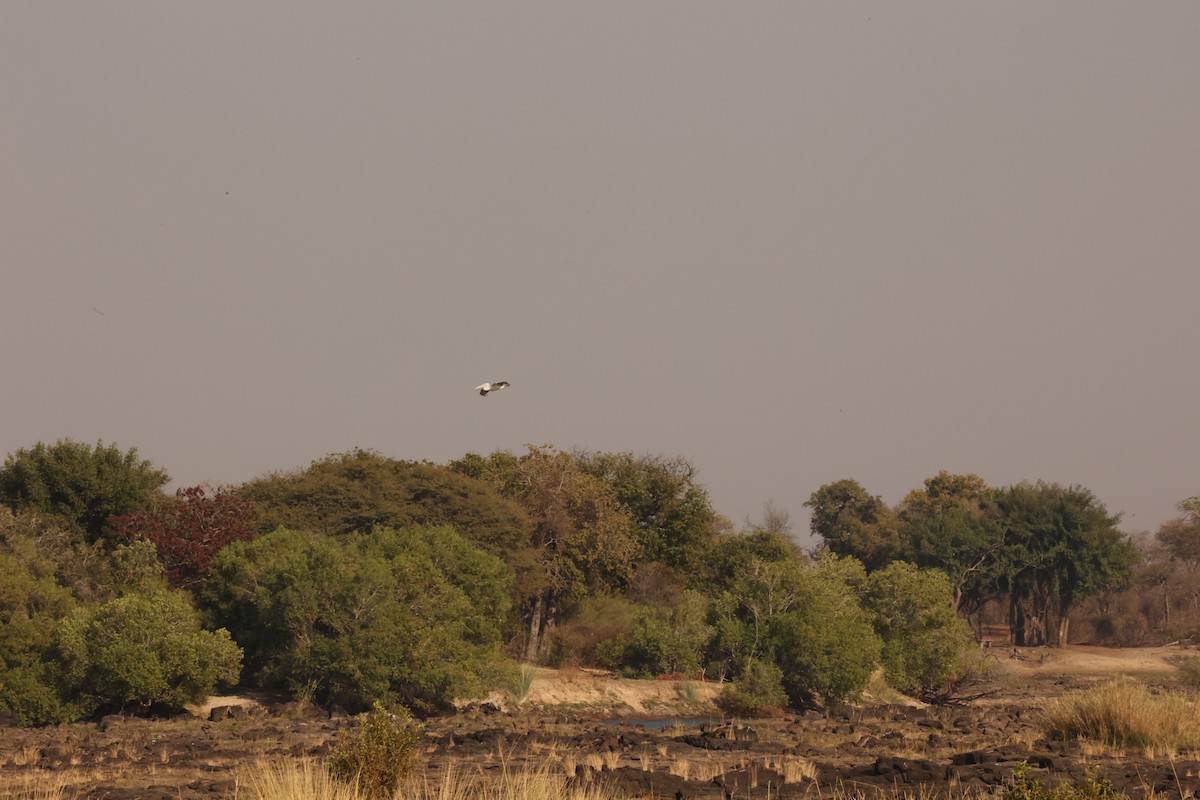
327,701,423,799
897,472,1004,617
545,594,638,667
994,482,1138,646
707,532,813,678
451,446,639,662
0,508,114,724
0,439,169,541
716,659,788,717
767,555,881,708
601,591,713,677
53,588,242,714
575,451,720,573
1002,762,1121,800
238,450,532,557
805,479,902,570
202,526,515,714
861,561,979,702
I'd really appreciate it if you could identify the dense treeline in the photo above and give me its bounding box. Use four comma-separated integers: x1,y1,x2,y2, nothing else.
0,439,1192,727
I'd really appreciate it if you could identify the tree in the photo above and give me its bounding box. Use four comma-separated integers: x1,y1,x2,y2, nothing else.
108,486,256,591
897,472,1005,621
450,446,638,662
0,508,82,724
1156,496,1200,571
575,451,721,574
53,588,242,714
993,482,1138,647
0,440,169,542
805,479,902,570
706,530,811,678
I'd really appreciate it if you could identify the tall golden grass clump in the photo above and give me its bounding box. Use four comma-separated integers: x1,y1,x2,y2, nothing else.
1039,679,1200,753
237,761,615,800
0,771,75,800
235,758,363,800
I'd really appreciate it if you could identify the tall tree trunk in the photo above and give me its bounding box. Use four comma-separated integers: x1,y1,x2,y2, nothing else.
1056,614,1070,648
524,594,545,662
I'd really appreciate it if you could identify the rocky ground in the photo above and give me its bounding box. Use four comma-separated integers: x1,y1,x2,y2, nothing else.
0,645,1194,799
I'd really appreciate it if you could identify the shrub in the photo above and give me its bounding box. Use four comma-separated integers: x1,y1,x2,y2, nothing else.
599,591,713,678
861,561,979,702
767,556,881,708
326,702,422,798
1039,679,1200,753
716,659,788,717
1002,761,1121,800
202,526,515,714
53,588,242,714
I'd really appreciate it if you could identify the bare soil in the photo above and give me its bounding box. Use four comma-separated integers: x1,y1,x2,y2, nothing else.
1,645,1196,799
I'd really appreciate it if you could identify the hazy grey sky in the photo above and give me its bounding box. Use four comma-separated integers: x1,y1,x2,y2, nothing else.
4,3,1198,543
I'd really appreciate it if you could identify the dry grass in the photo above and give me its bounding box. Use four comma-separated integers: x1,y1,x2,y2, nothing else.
233,759,619,800
0,771,76,800
1039,679,1200,755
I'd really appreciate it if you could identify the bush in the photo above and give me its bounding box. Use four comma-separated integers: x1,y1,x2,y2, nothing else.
767,557,881,708
327,701,422,798
717,660,788,717
1002,761,1121,800
202,526,516,714
0,439,169,541
861,562,980,702
599,591,713,677
53,589,242,714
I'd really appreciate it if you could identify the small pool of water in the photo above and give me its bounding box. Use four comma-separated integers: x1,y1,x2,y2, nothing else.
600,716,726,729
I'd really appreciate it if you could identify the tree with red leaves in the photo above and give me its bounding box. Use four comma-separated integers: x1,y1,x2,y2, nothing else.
109,486,256,591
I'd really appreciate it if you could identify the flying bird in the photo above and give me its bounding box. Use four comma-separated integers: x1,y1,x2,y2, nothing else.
476,381,510,396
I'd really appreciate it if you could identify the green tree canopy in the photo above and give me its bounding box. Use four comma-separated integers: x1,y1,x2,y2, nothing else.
237,449,533,560
0,440,169,542
767,554,881,708
993,482,1138,647
805,478,902,570
450,446,638,662
575,451,721,574
897,471,1004,619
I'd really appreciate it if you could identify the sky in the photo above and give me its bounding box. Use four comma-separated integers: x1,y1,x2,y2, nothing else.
3,3,1198,546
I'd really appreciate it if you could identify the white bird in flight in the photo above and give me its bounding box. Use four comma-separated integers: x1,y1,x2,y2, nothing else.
476,381,510,397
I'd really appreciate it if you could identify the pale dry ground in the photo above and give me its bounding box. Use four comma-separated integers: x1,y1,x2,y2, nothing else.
999,643,1184,679
189,645,1186,720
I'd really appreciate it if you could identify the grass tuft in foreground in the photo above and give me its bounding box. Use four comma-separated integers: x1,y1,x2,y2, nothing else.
235,761,615,800
1038,679,1200,754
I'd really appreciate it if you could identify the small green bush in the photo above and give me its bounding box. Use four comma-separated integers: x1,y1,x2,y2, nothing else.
1002,761,1121,800
716,660,788,717
327,702,423,798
